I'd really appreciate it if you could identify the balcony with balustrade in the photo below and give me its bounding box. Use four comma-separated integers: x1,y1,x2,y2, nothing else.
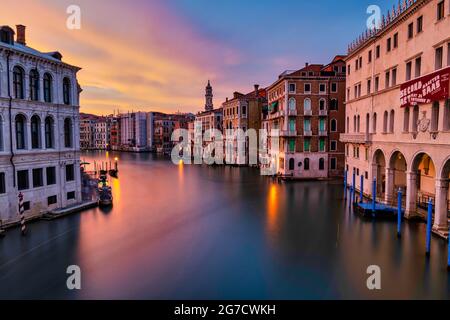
340,132,372,144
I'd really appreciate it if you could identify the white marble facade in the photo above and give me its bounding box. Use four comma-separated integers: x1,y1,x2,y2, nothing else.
0,25,82,223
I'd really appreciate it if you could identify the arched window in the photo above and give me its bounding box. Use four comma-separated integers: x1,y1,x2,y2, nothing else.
357,115,360,132
43,73,53,103
383,111,388,133
366,113,370,134
15,114,26,150
431,101,439,132
13,66,25,99
45,116,54,148
30,115,41,149
331,119,337,132
373,112,377,133
63,77,72,105
289,98,296,111
353,116,357,133
289,158,295,171
319,99,326,110
29,69,39,101
64,118,72,148
304,98,311,111
346,117,349,133
444,99,450,131
319,158,325,170
403,107,410,132
389,110,395,133
412,105,419,132
304,158,310,171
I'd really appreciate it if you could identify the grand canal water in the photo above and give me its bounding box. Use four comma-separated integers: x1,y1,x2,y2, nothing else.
0,151,449,299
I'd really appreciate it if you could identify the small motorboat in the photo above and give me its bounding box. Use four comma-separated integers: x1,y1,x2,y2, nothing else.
98,177,113,207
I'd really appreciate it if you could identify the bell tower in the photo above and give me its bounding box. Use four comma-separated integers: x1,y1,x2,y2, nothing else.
205,80,213,111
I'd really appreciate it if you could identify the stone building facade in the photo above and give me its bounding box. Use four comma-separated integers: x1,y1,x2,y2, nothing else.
341,0,450,236
0,25,82,223
265,56,347,179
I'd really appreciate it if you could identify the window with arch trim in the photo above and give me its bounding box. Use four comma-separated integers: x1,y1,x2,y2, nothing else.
330,99,338,111
319,99,326,110
431,101,439,132
29,69,39,101
304,98,311,111
289,158,295,171
289,98,296,111
63,77,72,105
64,118,72,148
383,111,388,133
45,116,54,148
30,115,41,149
13,66,25,99
389,110,395,133
304,158,310,171
331,119,337,132
319,158,325,171
43,73,53,103
15,114,26,150
373,112,377,133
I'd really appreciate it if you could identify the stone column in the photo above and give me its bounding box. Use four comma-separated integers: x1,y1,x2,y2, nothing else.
385,167,395,204
405,171,418,218
433,178,449,235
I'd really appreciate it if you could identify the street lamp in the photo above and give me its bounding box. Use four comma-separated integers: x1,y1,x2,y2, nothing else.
114,157,119,172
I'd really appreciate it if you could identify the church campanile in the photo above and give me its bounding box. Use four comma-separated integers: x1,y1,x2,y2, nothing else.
205,80,213,111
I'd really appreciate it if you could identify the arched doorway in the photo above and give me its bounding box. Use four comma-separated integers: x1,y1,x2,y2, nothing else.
372,149,386,201
387,151,407,205
434,158,450,234
406,153,436,219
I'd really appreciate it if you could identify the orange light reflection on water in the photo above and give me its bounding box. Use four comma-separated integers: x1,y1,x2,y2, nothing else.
267,183,279,237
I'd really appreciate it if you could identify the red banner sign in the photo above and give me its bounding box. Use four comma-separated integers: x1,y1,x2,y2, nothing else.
400,66,450,108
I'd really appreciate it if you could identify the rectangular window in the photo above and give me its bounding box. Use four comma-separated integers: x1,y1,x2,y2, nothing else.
375,76,379,92
319,139,325,152
393,33,398,48
376,45,380,58
330,158,337,170
304,83,311,93
32,168,43,188
436,46,443,70
367,79,371,94
359,57,362,68
417,16,423,33
47,167,56,185
289,83,296,93
66,164,74,182
304,119,311,131
448,43,450,66
0,172,5,194
437,1,445,20
392,68,397,86
385,71,390,89
415,57,422,77
23,201,30,211
330,141,337,151
368,50,372,63
319,118,326,131
406,61,412,81
67,191,76,200
387,38,392,52
289,139,295,152
347,65,351,75
319,84,326,93
331,83,337,93
17,170,29,191
408,22,414,39
48,195,57,206
304,139,311,152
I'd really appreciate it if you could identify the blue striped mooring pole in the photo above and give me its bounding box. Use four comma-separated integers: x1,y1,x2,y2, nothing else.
344,170,348,201
372,179,376,212
352,172,356,203
397,188,402,238
360,175,364,203
426,199,433,257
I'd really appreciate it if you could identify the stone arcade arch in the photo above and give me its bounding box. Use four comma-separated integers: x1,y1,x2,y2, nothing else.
372,149,386,200
406,152,436,219
434,158,450,235
386,151,407,205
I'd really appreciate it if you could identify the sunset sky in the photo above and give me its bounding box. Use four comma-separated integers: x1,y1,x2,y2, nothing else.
2,0,394,115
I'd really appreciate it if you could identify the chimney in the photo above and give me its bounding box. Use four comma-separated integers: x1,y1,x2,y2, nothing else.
305,62,309,67
16,25,26,45
226,97,228,102
254,84,259,97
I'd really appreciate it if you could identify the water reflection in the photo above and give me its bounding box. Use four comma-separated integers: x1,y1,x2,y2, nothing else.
0,151,449,299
